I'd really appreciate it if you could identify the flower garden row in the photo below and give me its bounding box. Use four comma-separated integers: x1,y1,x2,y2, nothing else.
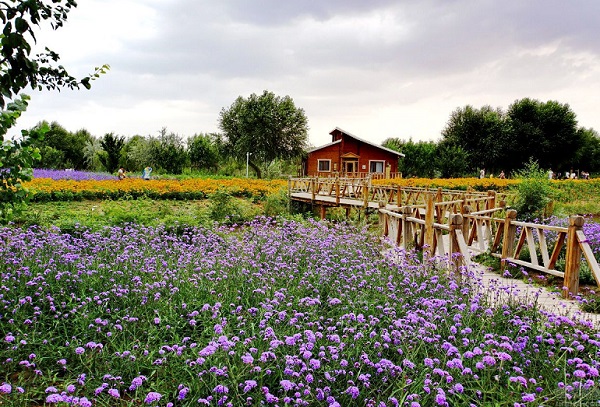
25,178,288,202
26,169,600,203
1,218,599,406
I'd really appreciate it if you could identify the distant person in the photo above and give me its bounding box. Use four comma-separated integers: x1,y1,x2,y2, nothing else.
570,169,576,179
565,170,570,180
548,169,553,180
118,167,126,180
479,168,485,179
499,170,505,179
142,166,152,180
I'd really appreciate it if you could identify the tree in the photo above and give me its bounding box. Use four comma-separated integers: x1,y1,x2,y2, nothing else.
122,135,151,172
0,96,47,222
441,105,508,174
219,90,308,178
506,98,581,172
188,133,220,171
31,121,92,169
382,138,437,178
0,1,108,109
98,133,125,173
148,128,188,174
572,127,600,173
0,0,107,222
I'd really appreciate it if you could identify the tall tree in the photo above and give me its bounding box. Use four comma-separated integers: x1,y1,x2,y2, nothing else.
148,128,188,174
441,105,508,174
506,98,581,172
382,138,437,178
219,90,308,178
188,133,220,171
99,132,125,173
0,0,107,222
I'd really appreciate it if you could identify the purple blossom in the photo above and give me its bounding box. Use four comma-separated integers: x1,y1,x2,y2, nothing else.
145,391,162,404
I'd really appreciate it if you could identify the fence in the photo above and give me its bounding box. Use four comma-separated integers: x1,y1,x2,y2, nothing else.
380,199,600,299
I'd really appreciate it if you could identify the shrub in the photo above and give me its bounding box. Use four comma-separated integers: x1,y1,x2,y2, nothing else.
513,160,553,220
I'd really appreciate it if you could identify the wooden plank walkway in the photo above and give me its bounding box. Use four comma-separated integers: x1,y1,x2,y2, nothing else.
290,192,401,210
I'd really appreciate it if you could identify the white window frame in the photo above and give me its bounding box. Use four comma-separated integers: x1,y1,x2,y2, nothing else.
317,159,331,172
369,160,385,173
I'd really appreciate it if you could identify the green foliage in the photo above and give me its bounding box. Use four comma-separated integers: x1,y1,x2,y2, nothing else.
83,137,103,171
262,189,290,217
513,160,553,220
441,105,508,174
122,135,151,172
31,121,93,169
507,98,581,172
435,142,470,178
208,189,247,225
0,95,47,223
219,90,308,178
188,133,220,171
382,138,438,178
148,128,188,174
0,0,109,109
98,132,125,173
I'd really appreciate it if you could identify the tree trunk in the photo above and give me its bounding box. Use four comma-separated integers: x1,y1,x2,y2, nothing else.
249,161,262,179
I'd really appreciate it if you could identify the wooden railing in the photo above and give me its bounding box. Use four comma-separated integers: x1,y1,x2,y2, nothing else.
380,204,600,299
288,177,507,210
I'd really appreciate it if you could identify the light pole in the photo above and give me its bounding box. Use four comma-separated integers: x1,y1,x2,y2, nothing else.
246,152,252,177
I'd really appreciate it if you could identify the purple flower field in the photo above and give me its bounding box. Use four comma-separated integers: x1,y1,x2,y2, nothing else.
33,169,117,181
0,218,599,406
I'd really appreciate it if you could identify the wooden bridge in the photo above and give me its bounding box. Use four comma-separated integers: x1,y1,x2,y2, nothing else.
289,177,600,299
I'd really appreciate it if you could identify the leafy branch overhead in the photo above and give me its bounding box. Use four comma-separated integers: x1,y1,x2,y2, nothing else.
0,0,107,224
0,0,109,109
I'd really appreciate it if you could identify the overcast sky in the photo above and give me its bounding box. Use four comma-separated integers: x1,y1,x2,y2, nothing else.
13,0,600,147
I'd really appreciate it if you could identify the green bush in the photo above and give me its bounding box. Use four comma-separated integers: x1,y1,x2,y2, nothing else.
513,160,553,220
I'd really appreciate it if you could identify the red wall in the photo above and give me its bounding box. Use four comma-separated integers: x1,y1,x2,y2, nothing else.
306,135,399,176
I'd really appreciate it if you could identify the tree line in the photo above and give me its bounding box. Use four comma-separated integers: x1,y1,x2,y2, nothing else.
384,98,600,178
28,90,309,178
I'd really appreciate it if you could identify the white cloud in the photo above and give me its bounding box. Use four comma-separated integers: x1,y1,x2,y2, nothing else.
12,0,600,149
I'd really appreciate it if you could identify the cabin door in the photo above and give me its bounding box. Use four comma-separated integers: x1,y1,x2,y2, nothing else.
343,159,358,175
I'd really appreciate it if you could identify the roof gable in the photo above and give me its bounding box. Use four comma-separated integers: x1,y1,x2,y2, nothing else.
330,127,405,157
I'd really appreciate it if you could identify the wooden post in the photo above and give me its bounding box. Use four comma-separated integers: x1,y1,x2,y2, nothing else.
564,215,584,299
501,209,518,267
402,206,412,250
425,193,435,256
449,213,464,276
335,176,340,206
461,205,472,240
319,205,327,220
345,207,351,220
379,201,386,236
311,178,316,202
396,185,401,207
487,190,496,210
363,180,369,208
435,187,443,222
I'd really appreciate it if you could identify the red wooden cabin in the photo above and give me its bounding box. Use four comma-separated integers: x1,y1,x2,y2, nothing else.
302,127,404,178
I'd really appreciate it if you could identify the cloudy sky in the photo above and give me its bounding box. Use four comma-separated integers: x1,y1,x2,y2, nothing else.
13,0,600,147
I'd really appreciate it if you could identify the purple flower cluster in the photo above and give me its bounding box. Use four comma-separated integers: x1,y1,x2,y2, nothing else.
33,168,117,181
0,218,598,405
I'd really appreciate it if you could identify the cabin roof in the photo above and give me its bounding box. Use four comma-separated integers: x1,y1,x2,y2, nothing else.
330,127,405,157
307,127,405,157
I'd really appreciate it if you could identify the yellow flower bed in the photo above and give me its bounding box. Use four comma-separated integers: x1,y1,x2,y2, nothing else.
372,177,518,191
25,178,287,201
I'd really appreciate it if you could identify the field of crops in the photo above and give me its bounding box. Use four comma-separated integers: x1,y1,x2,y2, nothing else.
1,218,599,406
1,171,599,405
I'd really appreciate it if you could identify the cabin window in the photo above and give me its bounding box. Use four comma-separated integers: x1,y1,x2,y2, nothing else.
318,159,331,172
369,160,385,173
